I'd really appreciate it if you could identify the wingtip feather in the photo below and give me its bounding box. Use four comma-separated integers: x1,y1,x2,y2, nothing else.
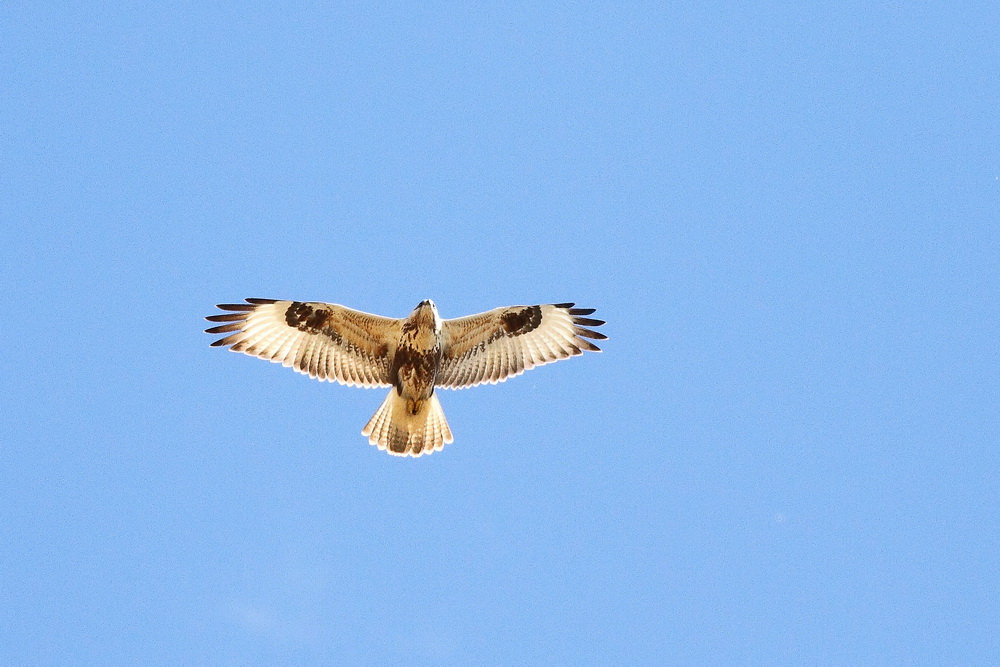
205,313,247,322
575,327,608,340
205,323,243,334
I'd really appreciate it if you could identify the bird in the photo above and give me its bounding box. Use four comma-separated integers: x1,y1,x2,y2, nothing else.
204,298,606,457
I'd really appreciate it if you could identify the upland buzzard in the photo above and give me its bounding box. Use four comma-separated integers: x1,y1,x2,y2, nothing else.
205,299,606,457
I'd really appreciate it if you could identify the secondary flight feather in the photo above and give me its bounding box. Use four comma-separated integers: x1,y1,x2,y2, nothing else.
205,298,606,457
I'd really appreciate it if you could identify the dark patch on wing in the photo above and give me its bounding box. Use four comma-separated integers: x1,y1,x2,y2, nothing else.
500,306,542,336
282,301,347,349
285,301,331,333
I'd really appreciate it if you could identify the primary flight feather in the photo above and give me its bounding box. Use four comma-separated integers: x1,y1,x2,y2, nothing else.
205,298,606,457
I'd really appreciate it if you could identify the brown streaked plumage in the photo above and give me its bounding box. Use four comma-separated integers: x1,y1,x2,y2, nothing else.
205,298,606,457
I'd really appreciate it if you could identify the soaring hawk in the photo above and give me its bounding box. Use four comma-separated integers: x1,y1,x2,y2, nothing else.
205,299,606,457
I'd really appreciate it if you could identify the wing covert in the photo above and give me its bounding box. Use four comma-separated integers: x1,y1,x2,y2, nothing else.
205,298,400,388
437,303,606,389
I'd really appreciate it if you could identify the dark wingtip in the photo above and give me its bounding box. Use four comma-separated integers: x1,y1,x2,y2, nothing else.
214,298,276,311
575,327,607,341
205,323,242,334
205,313,246,322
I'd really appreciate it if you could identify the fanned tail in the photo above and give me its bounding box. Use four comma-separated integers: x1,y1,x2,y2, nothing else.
361,391,453,457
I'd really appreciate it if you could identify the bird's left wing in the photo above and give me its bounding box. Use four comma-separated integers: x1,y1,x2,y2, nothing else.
205,298,400,387
437,303,606,389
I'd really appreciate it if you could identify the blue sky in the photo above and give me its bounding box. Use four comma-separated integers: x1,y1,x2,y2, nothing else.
2,1,997,664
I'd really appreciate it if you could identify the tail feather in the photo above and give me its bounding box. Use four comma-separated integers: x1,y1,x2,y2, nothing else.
361,391,453,457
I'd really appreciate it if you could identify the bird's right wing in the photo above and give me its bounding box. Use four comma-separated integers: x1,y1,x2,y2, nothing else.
437,303,605,389
205,298,401,387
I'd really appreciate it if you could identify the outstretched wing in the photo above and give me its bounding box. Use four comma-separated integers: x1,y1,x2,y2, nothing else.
205,298,401,388
437,303,606,389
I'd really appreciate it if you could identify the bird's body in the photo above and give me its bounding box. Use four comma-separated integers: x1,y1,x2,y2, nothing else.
205,298,605,457
366,300,450,454
392,300,442,413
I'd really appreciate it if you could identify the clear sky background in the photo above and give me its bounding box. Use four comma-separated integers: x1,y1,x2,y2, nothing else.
2,2,998,664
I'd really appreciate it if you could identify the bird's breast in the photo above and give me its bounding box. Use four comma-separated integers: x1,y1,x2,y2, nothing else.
389,342,441,399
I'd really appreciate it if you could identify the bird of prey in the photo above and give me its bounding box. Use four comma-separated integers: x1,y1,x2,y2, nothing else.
205,298,606,457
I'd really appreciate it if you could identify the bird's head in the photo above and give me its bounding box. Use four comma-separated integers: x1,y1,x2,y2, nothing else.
413,299,441,331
